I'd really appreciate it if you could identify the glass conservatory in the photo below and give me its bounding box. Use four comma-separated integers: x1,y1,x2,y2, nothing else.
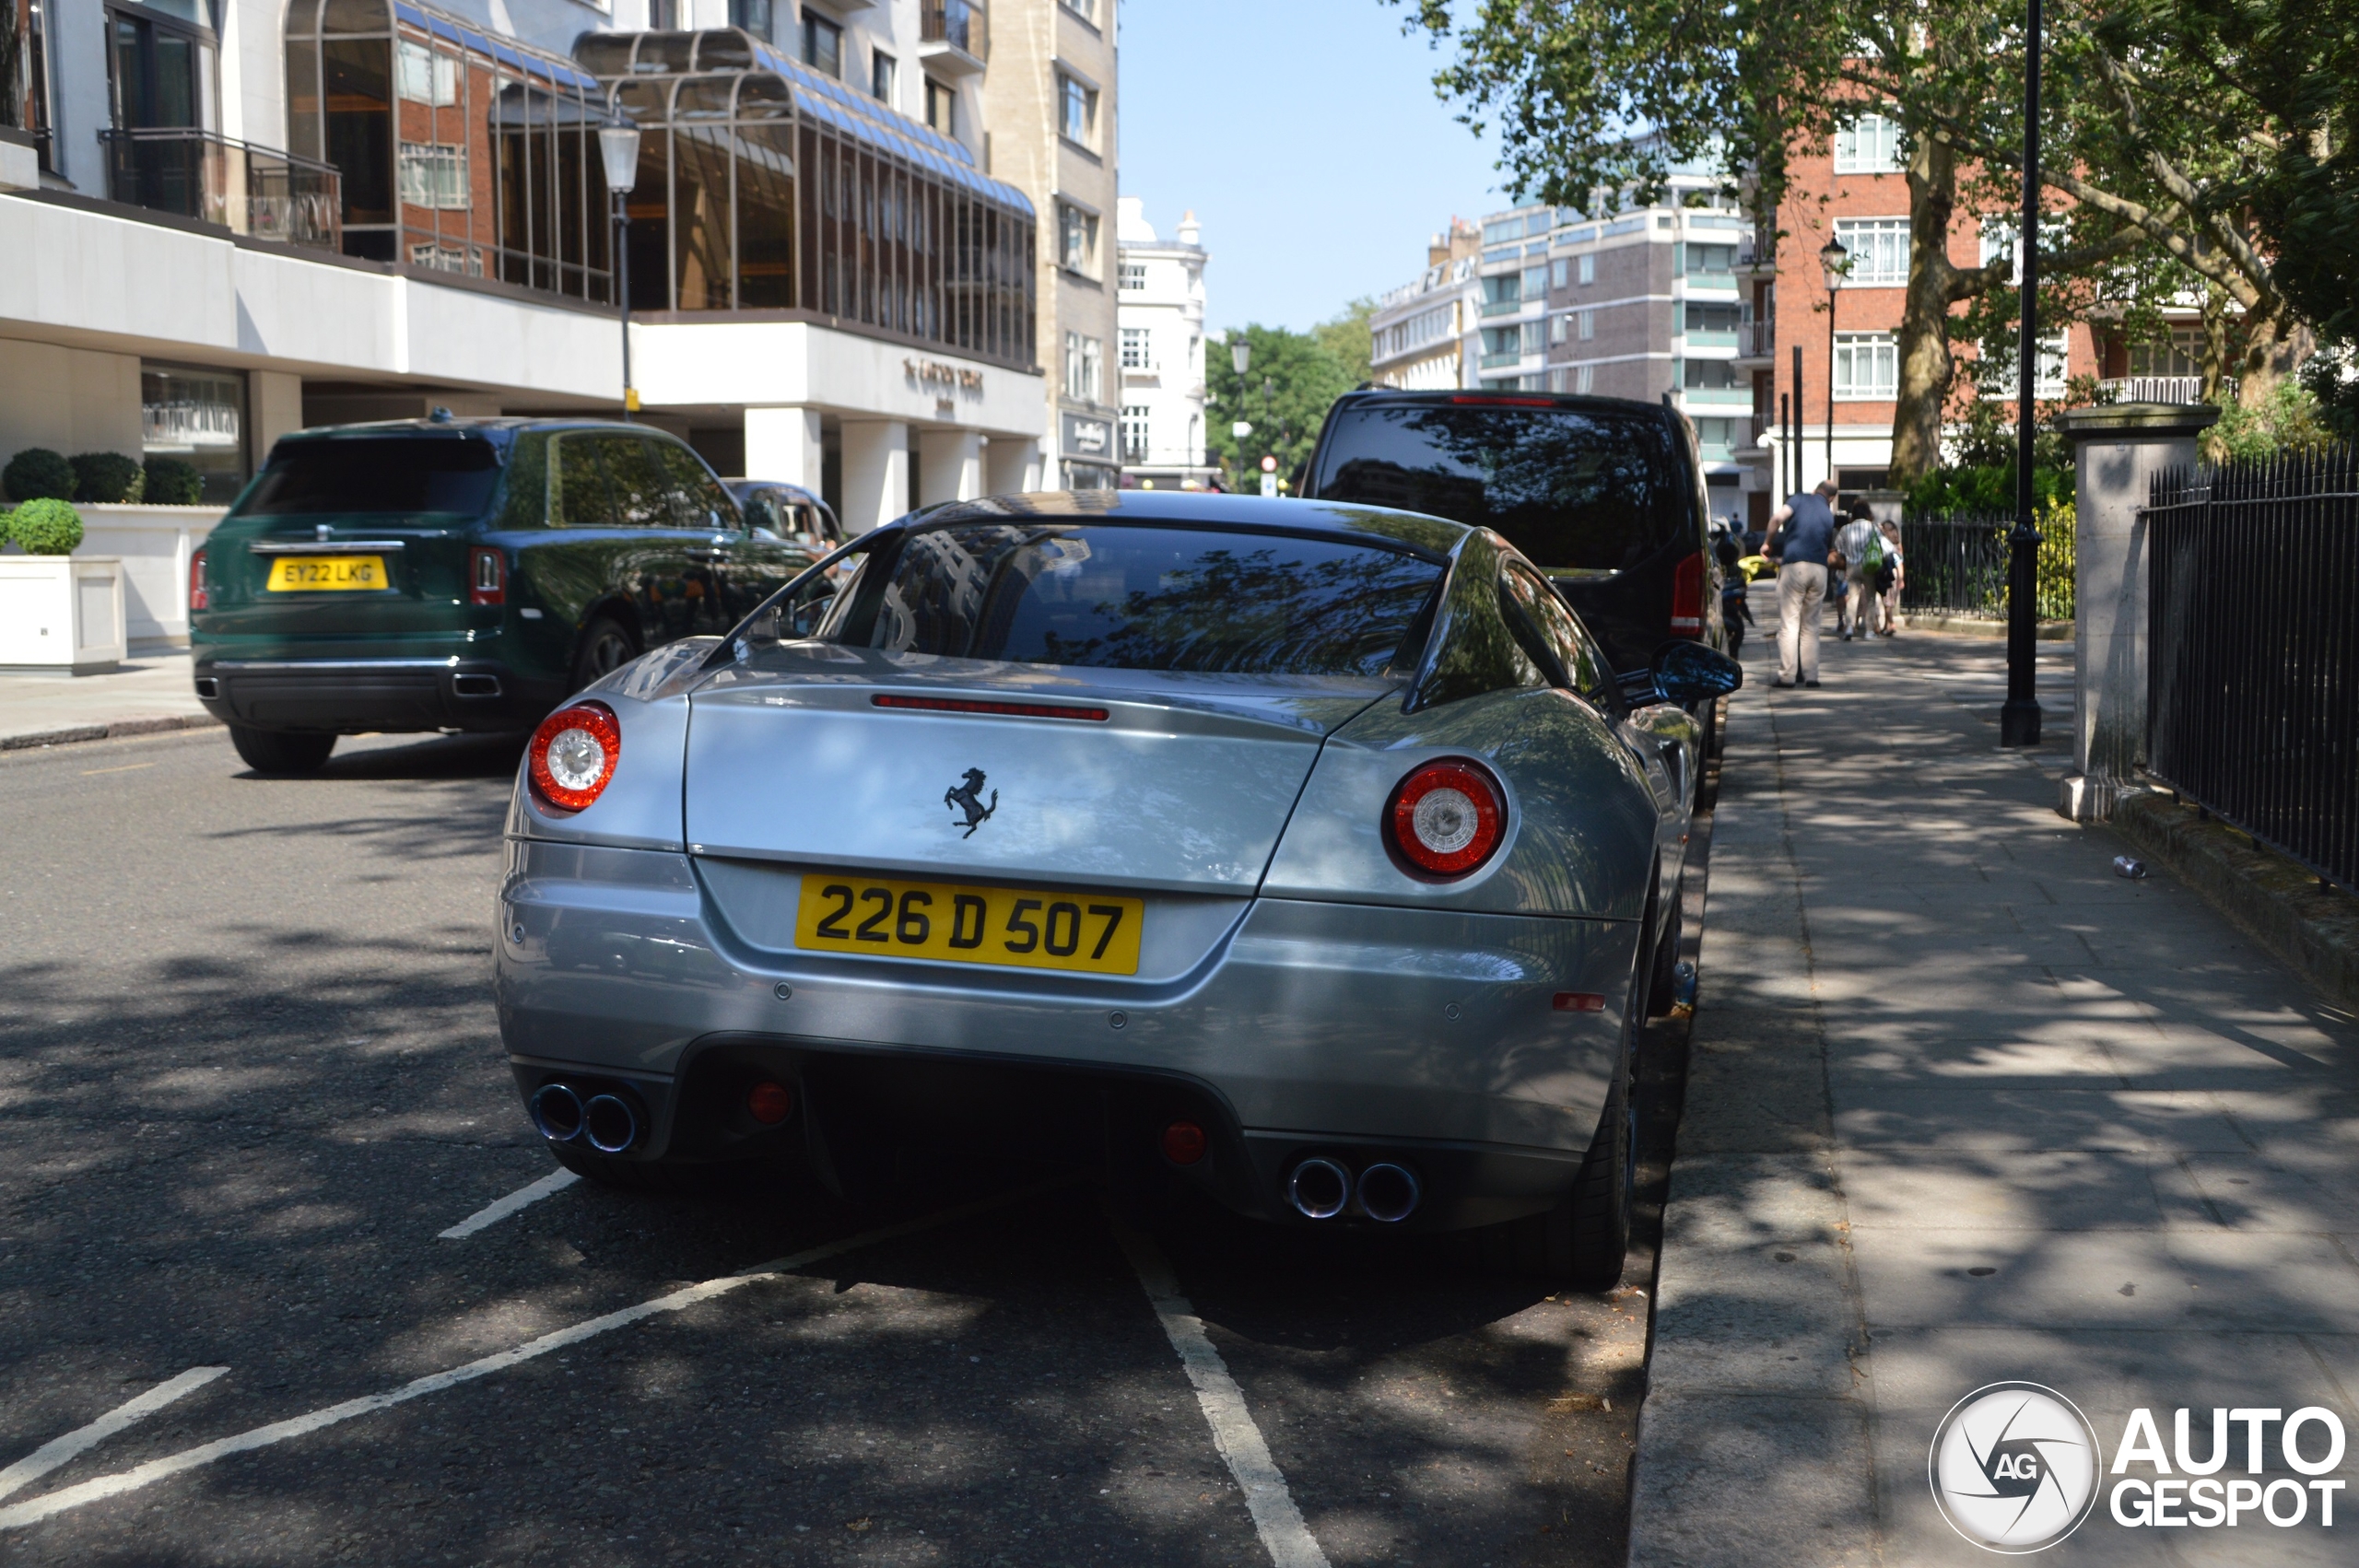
574,29,1037,370
283,0,613,298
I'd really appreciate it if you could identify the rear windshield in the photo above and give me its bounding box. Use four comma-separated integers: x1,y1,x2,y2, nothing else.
856,524,1442,677
237,438,502,517
1310,403,1688,572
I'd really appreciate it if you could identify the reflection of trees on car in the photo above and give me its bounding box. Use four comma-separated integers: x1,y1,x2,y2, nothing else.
1319,406,1682,573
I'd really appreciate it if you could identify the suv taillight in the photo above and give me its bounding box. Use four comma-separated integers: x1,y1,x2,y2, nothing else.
470,547,507,605
188,548,208,613
1670,550,1705,637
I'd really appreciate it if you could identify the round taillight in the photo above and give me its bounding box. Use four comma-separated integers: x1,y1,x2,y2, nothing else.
747,1081,793,1125
529,701,621,813
1161,1119,1208,1165
1387,758,1507,878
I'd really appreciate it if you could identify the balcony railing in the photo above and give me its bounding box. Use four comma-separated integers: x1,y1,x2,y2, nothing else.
1478,350,1527,369
1478,298,1524,319
2100,375,2218,405
1738,321,1774,357
921,1,990,62
99,128,341,252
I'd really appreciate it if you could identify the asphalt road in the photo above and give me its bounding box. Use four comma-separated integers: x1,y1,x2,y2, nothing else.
0,724,1708,1568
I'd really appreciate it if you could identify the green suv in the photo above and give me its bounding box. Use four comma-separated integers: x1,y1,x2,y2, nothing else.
192,416,818,773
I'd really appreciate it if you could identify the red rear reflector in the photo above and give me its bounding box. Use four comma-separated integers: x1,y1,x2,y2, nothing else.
528,701,621,813
871,695,1109,721
1161,1120,1208,1165
188,548,208,613
470,546,506,605
1670,550,1706,637
1554,991,1607,1012
747,1081,794,1125
1450,394,1556,407
1387,758,1508,878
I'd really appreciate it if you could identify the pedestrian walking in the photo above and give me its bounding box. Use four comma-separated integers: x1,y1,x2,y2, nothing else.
1876,519,1905,635
1762,480,1840,687
1715,522,1755,657
1834,505,1884,641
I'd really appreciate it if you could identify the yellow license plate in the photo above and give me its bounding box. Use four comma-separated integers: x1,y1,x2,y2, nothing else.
265,555,388,591
795,874,1144,976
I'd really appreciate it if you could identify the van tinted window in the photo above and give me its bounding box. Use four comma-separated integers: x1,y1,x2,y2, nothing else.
1310,403,1688,572
239,439,500,517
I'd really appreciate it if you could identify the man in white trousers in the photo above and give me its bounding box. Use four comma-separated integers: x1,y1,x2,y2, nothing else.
1762,481,1840,688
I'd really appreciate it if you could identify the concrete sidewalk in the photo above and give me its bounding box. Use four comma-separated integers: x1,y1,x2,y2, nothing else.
1632,632,2359,1565
0,651,215,749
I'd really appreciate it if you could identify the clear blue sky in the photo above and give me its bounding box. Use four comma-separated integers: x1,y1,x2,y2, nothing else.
1117,0,1508,334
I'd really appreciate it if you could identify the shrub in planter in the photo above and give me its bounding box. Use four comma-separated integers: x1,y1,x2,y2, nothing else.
71,451,147,505
3,448,76,504
142,457,205,506
6,497,86,556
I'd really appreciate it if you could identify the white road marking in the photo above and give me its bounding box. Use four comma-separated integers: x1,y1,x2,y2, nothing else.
0,1367,229,1503
437,1168,580,1239
0,1186,1051,1533
1108,1208,1332,1568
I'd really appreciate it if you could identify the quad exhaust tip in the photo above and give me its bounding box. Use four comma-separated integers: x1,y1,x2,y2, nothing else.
1356,1163,1422,1223
1286,1157,1352,1221
529,1082,641,1153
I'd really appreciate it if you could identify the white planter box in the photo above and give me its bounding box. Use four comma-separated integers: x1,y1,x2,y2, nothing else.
0,556,129,673
75,503,229,649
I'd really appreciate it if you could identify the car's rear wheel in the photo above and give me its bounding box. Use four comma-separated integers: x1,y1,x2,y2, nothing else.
1486,987,1638,1288
569,615,639,695
229,726,336,775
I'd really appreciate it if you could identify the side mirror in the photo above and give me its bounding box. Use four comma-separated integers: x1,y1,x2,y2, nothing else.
1623,641,1755,707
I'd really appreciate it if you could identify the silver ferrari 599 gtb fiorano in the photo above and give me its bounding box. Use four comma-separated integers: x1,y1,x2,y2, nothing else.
495,491,1738,1284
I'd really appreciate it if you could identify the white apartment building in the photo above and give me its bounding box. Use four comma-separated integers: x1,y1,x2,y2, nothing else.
1,0,1050,544
1113,195,1209,489
1369,219,1478,391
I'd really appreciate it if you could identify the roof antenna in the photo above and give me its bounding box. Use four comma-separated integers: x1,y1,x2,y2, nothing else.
429,405,454,422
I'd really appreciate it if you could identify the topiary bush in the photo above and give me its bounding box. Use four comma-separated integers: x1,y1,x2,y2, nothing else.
142,456,205,506
70,451,147,505
3,448,76,504
6,497,85,556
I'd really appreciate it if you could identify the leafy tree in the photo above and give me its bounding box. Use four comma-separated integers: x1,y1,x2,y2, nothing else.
1313,298,1379,390
1204,325,1355,488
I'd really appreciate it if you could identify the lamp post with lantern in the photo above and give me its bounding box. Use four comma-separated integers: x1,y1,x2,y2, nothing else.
597,116,642,420
1818,234,1848,492
1999,0,2047,746
1227,335,1252,490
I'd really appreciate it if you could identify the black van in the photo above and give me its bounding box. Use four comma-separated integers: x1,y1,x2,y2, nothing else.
1300,389,1726,678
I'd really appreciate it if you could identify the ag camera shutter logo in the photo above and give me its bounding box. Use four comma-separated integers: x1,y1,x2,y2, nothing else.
1930,1382,2102,1552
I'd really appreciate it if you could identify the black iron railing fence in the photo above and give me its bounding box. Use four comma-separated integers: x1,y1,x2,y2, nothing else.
1899,509,2076,621
2145,447,2359,893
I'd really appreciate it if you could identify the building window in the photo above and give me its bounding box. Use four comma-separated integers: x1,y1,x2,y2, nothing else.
728,0,778,43
1521,264,1548,301
1834,112,1904,175
871,51,896,104
1120,261,1147,291
924,77,956,136
1058,201,1098,275
1684,358,1738,389
1834,333,1900,399
1683,302,1742,334
140,362,248,505
1549,313,1567,345
1578,310,1595,341
1482,274,1520,310
1121,405,1150,463
1520,321,1544,356
1578,253,1595,286
1059,75,1097,146
1577,364,1595,394
648,0,680,27
1065,332,1103,402
1682,242,1736,278
1120,326,1152,369
1061,0,1100,22
395,40,455,105
1983,333,2071,399
1550,258,1567,289
397,142,468,209
802,12,843,78
1831,218,1909,286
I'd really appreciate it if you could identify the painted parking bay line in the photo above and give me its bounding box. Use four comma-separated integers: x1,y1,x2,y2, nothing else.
0,1367,229,1503
437,1168,580,1240
1109,1206,1332,1568
0,1184,1056,1533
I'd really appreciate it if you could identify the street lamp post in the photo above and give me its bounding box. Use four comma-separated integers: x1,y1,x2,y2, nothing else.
597,117,642,420
2000,0,2047,746
1818,235,1848,493
1229,336,1251,490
